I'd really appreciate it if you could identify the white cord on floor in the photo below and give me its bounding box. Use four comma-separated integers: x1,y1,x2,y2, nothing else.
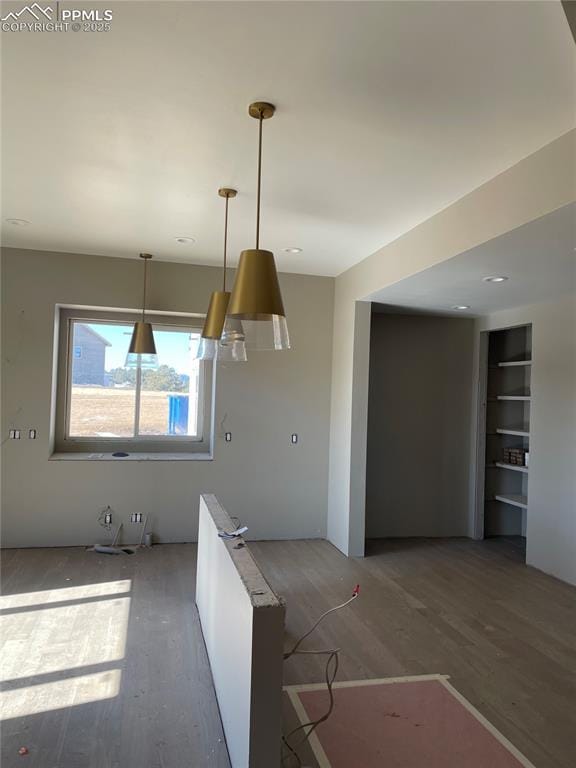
284,591,358,661
281,587,359,766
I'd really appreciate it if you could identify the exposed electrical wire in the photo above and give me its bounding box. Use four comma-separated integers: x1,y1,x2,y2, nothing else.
281,733,302,767
281,586,360,766
284,588,359,662
283,649,339,752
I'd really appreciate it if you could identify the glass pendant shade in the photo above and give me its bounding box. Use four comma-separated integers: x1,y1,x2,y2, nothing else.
216,339,248,362
227,248,290,350
196,316,248,363
195,337,217,361
217,317,248,362
220,317,245,344
126,351,159,369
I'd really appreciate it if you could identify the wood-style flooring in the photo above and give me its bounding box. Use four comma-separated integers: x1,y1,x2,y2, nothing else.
1,538,575,768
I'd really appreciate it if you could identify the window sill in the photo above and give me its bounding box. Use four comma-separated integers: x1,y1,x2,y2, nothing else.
49,452,213,462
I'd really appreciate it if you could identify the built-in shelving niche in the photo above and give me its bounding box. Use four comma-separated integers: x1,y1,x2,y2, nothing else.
484,324,532,543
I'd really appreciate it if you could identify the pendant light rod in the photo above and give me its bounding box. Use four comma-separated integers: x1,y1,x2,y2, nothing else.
248,102,275,250
218,188,237,292
224,193,229,290
126,252,158,368
139,253,153,322
256,114,263,249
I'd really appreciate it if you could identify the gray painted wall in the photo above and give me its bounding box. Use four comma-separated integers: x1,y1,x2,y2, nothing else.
327,131,575,557
476,293,576,586
365,312,475,538
0,248,334,547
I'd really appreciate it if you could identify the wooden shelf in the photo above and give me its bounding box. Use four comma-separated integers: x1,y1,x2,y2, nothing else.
494,493,528,509
483,325,531,535
496,427,530,437
494,462,529,474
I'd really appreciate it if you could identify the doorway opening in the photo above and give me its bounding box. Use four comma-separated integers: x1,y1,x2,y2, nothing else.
364,307,475,548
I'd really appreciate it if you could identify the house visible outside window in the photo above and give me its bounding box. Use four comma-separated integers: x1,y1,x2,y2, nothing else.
54,309,212,456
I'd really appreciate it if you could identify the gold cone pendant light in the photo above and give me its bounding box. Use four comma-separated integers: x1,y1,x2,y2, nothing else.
196,189,248,362
227,102,290,351
126,253,158,369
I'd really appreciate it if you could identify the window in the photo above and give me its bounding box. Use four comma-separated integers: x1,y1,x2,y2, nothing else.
54,309,213,456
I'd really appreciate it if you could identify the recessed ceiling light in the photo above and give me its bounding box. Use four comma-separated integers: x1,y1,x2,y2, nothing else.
5,218,30,226
175,236,195,245
482,275,508,283
283,247,302,254
452,305,470,310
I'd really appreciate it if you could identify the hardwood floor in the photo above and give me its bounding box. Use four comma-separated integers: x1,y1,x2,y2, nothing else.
1,538,575,768
0,545,230,768
252,537,576,768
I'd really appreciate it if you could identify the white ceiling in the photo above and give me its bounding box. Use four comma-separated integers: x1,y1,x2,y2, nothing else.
368,203,576,316
1,0,574,276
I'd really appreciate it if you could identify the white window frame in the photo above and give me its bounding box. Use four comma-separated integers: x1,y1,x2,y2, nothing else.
54,308,213,456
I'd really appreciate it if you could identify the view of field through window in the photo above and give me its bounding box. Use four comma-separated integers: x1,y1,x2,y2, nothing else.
68,321,201,439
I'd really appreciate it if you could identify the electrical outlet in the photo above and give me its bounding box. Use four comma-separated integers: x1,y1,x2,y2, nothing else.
9,430,21,439
224,432,232,442
291,433,298,444
28,429,37,439
104,511,112,525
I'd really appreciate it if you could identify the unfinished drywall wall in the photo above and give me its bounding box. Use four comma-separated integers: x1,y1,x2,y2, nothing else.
327,129,576,556
476,293,576,586
366,312,475,538
0,248,334,547
196,495,285,768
